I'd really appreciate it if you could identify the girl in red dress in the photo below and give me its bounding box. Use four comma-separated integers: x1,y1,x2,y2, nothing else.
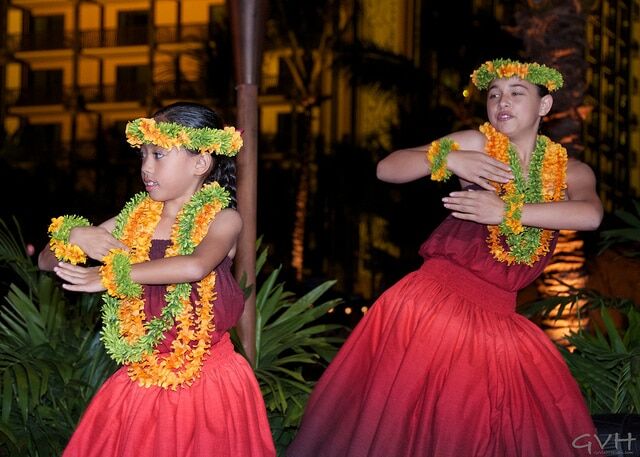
39,102,275,457
287,59,603,457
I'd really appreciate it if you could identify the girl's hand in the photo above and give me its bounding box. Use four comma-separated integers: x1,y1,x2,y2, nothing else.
69,226,128,260
443,189,505,225
53,263,105,293
447,150,513,190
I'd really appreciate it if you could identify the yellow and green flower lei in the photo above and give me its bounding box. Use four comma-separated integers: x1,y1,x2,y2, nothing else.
125,118,243,157
481,123,567,265
100,181,230,389
427,138,459,182
471,58,564,92
47,215,91,265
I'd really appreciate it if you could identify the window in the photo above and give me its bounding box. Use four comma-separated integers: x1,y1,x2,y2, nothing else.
116,65,149,101
26,69,64,104
117,10,149,46
29,15,65,50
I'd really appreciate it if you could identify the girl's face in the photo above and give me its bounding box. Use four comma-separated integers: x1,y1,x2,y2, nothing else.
139,144,202,203
485,77,552,139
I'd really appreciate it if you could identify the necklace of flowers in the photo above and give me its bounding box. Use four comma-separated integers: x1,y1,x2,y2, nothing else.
100,181,230,389
480,123,567,266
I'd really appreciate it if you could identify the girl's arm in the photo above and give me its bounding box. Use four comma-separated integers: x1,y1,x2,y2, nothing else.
519,159,603,231
129,208,242,285
376,129,512,189
53,208,242,292
443,159,603,231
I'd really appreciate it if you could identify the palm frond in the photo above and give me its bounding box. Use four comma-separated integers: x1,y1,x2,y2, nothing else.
234,242,348,453
0,218,116,456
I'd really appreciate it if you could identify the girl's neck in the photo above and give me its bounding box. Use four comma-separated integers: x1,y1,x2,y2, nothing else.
510,131,539,166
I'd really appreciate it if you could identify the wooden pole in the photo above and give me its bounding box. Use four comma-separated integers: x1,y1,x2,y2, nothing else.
229,0,266,365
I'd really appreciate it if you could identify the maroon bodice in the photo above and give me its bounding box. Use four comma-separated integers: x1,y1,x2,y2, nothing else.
142,239,245,353
419,215,558,293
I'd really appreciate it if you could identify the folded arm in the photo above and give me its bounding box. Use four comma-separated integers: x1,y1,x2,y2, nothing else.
520,159,603,231
52,208,242,292
443,159,603,231
376,129,512,189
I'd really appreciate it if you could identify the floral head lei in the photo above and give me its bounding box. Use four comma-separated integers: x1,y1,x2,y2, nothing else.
126,118,243,157
471,58,564,92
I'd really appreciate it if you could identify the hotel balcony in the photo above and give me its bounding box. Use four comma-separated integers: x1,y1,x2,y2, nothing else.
5,81,208,110
6,25,210,56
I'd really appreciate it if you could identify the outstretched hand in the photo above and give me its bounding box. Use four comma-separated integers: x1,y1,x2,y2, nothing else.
69,226,128,261
53,263,105,293
443,189,505,225
447,150,513,190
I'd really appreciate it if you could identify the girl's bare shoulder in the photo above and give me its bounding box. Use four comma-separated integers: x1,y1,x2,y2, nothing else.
446,129,486,152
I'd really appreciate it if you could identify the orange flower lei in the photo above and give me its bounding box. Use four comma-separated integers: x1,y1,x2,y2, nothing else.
126,118,243,157
480,123,567,265
471,58,564,92
427,138,459,181
100,182,230,389
47,215,91,265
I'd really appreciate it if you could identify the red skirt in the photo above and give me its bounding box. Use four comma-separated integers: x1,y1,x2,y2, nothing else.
287,259,596,457
63,334,275,457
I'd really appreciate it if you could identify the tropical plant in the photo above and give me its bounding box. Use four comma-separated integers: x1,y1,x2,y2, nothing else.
599,200,640,257
520,201,640,414
0,218,116,456
234,240,348,454
0,218,346,456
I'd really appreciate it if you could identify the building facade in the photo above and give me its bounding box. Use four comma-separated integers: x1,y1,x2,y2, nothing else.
1,0,639,303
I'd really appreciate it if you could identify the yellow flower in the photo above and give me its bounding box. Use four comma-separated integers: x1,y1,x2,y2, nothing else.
48,216,64,234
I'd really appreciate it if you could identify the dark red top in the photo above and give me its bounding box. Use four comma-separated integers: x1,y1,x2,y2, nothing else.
142,239,245,353
419,214,558,293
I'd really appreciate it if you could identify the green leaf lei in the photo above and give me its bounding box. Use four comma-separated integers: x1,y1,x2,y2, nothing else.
100,182,231,364
499,135,548,263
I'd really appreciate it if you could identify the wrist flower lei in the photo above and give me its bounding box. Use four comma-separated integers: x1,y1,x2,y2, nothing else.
471,58,564,92
47,215,91,264
126,118,243,157
480,123,567,266
100,181,230,389
427,138,459,182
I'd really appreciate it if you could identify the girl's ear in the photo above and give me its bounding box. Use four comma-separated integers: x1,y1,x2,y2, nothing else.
194,153,213,177
539,94,553,117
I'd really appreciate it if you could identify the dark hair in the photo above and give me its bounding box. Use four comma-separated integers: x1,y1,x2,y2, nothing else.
152,101,237,208
535,85,550,98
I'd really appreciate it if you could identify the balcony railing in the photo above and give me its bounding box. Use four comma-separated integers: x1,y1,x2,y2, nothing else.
6,32,73,52
6,24,210,52
6,81,208,108
4,88,65,106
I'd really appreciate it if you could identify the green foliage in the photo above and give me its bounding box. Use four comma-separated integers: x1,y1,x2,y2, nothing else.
562,305,640,414
0,219,117,456
0,220,346,456
235,241,348,454
599,199,640,257
521,200,640,414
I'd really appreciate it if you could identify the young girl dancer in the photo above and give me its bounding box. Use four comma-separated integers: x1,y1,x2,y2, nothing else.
39,101,275,457
287,59,603,456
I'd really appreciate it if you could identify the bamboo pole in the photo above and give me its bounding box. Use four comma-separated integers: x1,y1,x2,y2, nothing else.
229,0,266,365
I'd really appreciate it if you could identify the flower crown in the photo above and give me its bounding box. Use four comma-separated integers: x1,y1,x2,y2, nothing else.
471,58,564,92
125,118,243,157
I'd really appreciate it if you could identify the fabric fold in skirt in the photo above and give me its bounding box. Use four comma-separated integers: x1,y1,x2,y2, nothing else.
63,333,275,457
287,259,596,457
